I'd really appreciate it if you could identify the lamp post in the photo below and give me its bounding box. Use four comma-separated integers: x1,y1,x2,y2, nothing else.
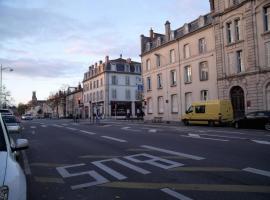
0,64,13,109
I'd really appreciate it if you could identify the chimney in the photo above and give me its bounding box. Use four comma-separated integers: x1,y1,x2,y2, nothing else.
120,54,122,59
95,62,98,68
149,28,154,39
99,60,102,64
88,66,91,71
165,21,171,41
105,55,109,63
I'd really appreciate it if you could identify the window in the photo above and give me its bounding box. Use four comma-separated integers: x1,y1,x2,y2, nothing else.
100,90,103,100
93,81,96,89
112,89,117,99
227,22,233,43
200,90,209,101
135,65,141,73
266,83,270,110
146,42,151,51
195,105,206,114
157,37,161,46
184,44,190,58
157,74,162,89
170,70,177,86
234,19,241,41
199,62,208,81
198,38,206,54
236,50,244,73
147,77,151,91
93,92,96,101
125,89,131,100
264,6,270,31
101,78,103,86
170,49,175,63
125,76,130,86
112,75,118,85
265,42,270,67
156,54,161,67
184,66,192,83
158,96,164,113
171,94,178,113
125,64,130,72
146,59,151,71
147,98,153,114
90,93,92,102
97,80,99,88
185,92,192,111
96,91,99,101
90,82,92,90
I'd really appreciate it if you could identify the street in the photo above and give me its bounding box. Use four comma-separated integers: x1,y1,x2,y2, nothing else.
19,119,270,200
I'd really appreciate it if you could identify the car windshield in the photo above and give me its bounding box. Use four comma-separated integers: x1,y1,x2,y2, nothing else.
0,119,7,151
2,116,17,123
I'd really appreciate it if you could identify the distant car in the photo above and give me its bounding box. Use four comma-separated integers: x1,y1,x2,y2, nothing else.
0,113,29,200
21,114,33,120
2,115,21,133
233,111,270,130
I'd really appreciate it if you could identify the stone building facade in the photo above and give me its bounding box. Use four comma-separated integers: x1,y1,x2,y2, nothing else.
210,0,270,117
65,85,83,118
141,15,218,121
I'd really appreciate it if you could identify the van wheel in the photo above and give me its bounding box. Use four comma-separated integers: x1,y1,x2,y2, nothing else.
265,123,270,131
208,121,214,127
183,120,189,126
234,122,240,129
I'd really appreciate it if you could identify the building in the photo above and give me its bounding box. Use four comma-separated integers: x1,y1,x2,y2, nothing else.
210,0,270,117
83,56,143,119
141,15,217,121
65,85,83,118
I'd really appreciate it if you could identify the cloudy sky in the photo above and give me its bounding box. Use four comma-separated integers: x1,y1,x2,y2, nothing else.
0,0,209,105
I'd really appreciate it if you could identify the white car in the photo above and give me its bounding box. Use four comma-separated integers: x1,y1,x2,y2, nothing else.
0,114,29,200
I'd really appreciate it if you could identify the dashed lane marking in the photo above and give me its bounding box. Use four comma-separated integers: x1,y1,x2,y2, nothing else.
66,127,78,131
161,188,193,200
252,140,270,145
53,124,64,128
180,134,229,142
199,133,248,140
141,145,205,160
148,129,157,133
100,182,270,193
30,126,36,129
101,136,127,143
41,125,47,128
243,167,270,178
34,176,65,184
170,167,239,172
79,130,96,135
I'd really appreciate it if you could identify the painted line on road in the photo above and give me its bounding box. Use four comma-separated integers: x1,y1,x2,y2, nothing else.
199,133,248,140
41,125,47,128
100,181,270,193
30,163,71,167
66,127,78,131
251,140,270,145
31,130,35,135
34,176,65,184
79,130,97,135
148,129,157,133
170,167,239,172
141,145,205,160
22,150,31,175
181,135,229,142
30,126,36,129
243,167,270,178
161,188,193,200
53,124,64,128
80,155,119,159
101,136,127,143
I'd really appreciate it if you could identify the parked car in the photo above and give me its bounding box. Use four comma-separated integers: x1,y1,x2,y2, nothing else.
182,100,233,126
2,115,21,133
0,109,13,116
0,113,29,200
21,114,33,120
233,111,270,130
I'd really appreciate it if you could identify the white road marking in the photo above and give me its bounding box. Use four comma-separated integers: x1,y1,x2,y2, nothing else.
30,126,36,129
181,135,229,142
121,127,131,130
79,130,96,135
22,150,31,175
66,127,78,131
61,124,68,126
252,140,270,145
31,130,35,135
101,136,127,143
53,124,63,128
41,125,47,128
188,133,200,138
148,129,157,133
243,167,270,178
141,145,205,160
161,188,193,200
199,133,248,140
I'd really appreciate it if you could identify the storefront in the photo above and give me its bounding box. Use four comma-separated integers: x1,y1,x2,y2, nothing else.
110,101,132,116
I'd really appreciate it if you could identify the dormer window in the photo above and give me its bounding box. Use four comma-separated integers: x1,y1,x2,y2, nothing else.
170,31,175,40
157,37,161,46
183,23,189,34
146,42,151,51
198,16,205,27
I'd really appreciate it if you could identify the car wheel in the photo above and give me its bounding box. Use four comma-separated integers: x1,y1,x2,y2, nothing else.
234,122,240,129
208,121,214,127
265,123,270,131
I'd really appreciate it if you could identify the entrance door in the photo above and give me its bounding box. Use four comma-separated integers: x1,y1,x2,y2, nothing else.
230,86,245,118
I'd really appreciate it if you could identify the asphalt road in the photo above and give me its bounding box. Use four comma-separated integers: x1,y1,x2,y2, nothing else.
18,119,270,200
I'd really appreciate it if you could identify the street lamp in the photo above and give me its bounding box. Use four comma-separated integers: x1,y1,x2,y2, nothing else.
0,64,14,109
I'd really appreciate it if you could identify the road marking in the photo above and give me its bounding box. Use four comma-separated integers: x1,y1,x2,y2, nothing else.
252,140,270,145
148,129,157,133
101,136,127,143
66,127,78,131
22,150,31,175
102,124,112,127
31,130,35,135
80,155,118,159
141,145,205,160
199,133,248,140
100,182,270,193
30,126,36,129
53,124,63,128
161,188,193,200
34,176,65,184
79,130,96,135
170,167,239,172
243,167,270,178
41,125,47,128
121,127,141,132
126,148,153,152
181,134,229,142
30,163,71,167
61,124,68,126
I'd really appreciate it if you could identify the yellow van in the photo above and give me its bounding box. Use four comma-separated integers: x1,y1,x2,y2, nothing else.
182,100,233,126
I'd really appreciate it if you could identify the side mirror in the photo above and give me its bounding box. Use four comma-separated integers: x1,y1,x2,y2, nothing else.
11,139,29,152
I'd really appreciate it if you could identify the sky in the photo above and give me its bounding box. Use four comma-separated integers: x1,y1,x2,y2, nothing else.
0,0,210,105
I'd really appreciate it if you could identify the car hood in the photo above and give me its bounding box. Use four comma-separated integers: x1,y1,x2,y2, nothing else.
0,151,7,185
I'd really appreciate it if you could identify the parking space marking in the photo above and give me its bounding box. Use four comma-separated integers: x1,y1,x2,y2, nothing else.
22,150,31,175
170,167,239,172
243,167,270,178
79,130,96,135
252,140,270,145
161,188,193,200
34,176,65,184
101,136,127,143
80,155,118,159
141,145,205,160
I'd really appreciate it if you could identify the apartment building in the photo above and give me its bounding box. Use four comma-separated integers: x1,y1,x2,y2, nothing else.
211,0,270,117
65,85,83,118
141,15,218,121
83,56,143,119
